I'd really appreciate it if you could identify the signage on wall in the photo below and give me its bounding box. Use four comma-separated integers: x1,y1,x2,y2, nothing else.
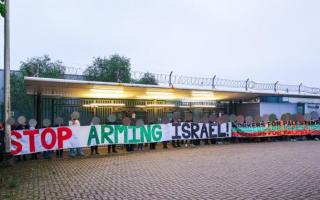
305,104,320,114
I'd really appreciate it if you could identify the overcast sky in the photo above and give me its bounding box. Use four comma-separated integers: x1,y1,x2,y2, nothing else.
0,0,319,86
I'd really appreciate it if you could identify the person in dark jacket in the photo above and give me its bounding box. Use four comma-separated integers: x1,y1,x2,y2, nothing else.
56,123,65,158
171,120,181,148
29,122,38,160
107,121,117,154
16,123,30,161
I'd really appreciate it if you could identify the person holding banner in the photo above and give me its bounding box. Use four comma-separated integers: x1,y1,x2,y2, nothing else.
16,121,29,161
90,118,100,155
149,121,157,150
107,120,117,154
29,121,38,160
69,117,84,157
171,119,181,148
91,145,99,155
56,147,64,158
56,125,65,158
42,119,55,160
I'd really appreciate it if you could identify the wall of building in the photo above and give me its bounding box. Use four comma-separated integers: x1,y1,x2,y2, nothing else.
260,102,297,119
304,103,320,114
236,102,298,119
236,103,260,117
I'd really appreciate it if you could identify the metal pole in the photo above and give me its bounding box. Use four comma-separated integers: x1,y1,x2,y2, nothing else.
245,79,249,91
4,0,11,153
169,71,173,86
274,81,279,93
212,75,216,89
298,83,302,94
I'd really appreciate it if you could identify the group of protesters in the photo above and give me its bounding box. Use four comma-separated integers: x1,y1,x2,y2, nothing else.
0,115,220,161
0,112,319,162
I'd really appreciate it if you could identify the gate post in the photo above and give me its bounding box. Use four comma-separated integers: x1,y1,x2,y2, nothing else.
274,81,279,92
169,71,173,86
298,83,302,94
245,79,249,91
212,75,216,89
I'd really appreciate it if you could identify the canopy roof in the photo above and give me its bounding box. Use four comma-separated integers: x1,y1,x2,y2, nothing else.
24,77,319,101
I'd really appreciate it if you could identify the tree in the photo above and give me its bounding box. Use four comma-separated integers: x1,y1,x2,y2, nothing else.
10,55,66,120
0,1,5,17
20,55,66,78
84,54,131,83
135,72,158,85
10,72,34,119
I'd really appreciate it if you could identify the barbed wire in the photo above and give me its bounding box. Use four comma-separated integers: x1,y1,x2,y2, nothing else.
65,66,83,75
132,71,320,95
22,68,320,95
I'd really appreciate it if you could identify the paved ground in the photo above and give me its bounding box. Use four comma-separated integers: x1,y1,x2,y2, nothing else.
1,141,320,200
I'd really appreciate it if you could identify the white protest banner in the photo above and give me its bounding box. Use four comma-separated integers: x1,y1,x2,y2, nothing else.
10,122,231,155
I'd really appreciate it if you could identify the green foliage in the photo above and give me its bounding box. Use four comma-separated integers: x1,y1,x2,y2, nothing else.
0,1,5,18
84,54,131,83
20,55,66,78
134,72,158,85
10,72,34,119
11,55,65,119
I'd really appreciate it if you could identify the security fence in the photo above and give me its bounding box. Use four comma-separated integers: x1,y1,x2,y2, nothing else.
30,98,172,127
131,71,320,95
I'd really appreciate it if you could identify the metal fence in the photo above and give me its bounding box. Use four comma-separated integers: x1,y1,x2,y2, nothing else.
39,98,169,126
131,71,320,95
29,67,320,95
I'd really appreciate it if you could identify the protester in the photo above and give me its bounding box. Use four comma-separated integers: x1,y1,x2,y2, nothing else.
148,122,157,150
123,118,134,152
185,119,195,147
29,123,38,160
106,121,117,154
108,144,117,153
56,148,64,158
16,121,29,161
90,121,99,155
43,132,54,159
171,119,181,148
162,141,168,149
91,145,99,155
137,143,144,151
149,142,156,150
42,120,55,160
43,149,54,160
69,117,84,157
56,123,65,158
